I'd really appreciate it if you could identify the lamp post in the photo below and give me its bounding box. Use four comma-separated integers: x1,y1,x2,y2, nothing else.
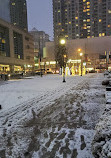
63,54,67,82
80,52,83,76
38,39,42,77
77,48,81,74
40,55,42,77
60,38,66,82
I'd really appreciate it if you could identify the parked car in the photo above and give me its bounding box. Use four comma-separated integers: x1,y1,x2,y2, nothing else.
35,71,43,75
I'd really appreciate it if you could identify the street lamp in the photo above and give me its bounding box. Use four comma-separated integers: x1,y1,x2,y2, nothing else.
40,55,42,77
59,38,66,82
63,54,67,82
80,52,83,57
80,52,83,76
76,48,81,74
78,48,81,52
38,39,42,77
60,39,66,45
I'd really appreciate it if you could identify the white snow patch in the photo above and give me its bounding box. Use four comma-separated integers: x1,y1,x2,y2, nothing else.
74,128,95,158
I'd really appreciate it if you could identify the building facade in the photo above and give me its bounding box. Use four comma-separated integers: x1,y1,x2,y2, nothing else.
29,28,50,58
44,36,111,71
53,0,111,40
0,18,34,74
0,0,28,30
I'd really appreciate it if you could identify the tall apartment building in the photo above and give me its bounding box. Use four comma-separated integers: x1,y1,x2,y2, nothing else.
0,0,28,30
53,0,111,40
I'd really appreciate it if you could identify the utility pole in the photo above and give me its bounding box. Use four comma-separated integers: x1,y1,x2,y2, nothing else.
39,39,42,77
80,52,83,76
105,51,109,70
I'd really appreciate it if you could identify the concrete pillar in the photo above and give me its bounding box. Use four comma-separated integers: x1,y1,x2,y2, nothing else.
9,26,14,58
9,65,14,73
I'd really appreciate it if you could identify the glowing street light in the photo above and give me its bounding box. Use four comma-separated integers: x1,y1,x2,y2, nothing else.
78,48,81,52
59,38,67,82
64,54,67,58
80,52,83,57
60,39,66,45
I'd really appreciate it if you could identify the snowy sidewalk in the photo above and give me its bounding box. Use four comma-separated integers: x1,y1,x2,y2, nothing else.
0,74,105,158
92,75,111,158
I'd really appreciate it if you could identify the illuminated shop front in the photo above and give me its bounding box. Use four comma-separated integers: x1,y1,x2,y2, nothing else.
0,64,10,73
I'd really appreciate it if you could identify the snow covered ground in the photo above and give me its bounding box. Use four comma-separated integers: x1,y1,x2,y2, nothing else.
0,74,106,158
92,74,111,158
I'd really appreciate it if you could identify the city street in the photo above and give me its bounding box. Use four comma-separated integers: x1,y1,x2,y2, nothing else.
0,74,105,158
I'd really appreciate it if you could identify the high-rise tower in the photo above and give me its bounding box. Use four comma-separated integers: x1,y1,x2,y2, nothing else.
53,0,111,40
10,0,28,30
0,0,28,31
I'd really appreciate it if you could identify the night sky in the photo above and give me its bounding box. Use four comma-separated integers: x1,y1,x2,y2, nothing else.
27,0,53,40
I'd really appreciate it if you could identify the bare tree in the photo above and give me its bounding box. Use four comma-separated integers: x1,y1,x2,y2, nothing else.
54,35,68,82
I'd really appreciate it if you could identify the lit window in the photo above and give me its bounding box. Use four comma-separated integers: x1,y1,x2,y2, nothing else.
87,19,90,22
87,5,90,8
75,17,78,20
83,10,86,12
87,2,90,5
12,3,15,5
2,39,5,43
108,10,111,13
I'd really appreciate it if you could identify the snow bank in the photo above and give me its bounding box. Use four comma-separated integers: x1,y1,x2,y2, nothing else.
92,80,111,158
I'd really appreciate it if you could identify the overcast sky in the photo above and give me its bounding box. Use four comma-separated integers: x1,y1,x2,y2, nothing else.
27,0,53,40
